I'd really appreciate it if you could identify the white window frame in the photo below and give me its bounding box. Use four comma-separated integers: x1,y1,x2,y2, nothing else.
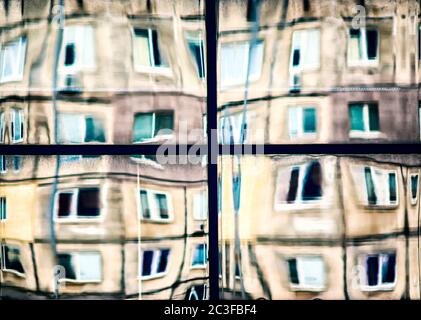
347,28,379,67
193,189,208,221
274,162,324,211
188,284,207,300
410,173,419,205
132,28,170,74
10,108,24,143
59,251,102,283
0,36,26,83
1,244,25,277
54,188,102,222
191,243,207,269
287,106,317,139
360,253,397,291
58,113,105,144
362,166,398,207
60,25,96,74
220,40,264,88
0,196,6,222
133,112,174,143
287,256,326,292
0,155,6,173
137,188,173,223
139,248,171,280
289,28,320,73
349,103,381,139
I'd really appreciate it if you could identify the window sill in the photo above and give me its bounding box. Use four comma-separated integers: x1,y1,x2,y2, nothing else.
0,77,24,84
347,61,379,68
140,218,173,224
139,273,167,281
360,285,396,292
134,66,172,77
54,217,103,224
190,265,207,270
349,131,383,139
60,279,101,284
362,203,399,210
2,269,26,278
289,285,325,292
274,200,324,211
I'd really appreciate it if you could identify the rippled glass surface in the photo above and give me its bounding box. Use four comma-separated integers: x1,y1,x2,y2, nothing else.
219,154,421,299
0,155,208,299
0,0,206,145
217,0,421,144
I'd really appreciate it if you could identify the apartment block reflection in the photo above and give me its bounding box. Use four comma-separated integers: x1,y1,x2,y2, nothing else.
218,0,421,143
0,0,206,144
219,155,421,299
0,155,208,299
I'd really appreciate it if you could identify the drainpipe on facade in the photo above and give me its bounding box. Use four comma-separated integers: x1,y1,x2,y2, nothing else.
50,0,64,299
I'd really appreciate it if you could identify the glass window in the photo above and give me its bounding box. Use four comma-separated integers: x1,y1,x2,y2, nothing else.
348,28,378,65
288,106,317,138
349,103,380,134
77,188,100,217
192,243,207,268
0,197,6,221
0,37,26,82
10,109,24,143
133,28,168,69
411,174,419,203
2,245,24,274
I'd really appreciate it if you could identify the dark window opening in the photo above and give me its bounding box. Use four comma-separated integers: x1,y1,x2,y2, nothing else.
155,193,169,219
64,43,76,66
58,253,76,280
3,246,24,274
142,250,153,277
140,190,150,219
188,41,205,78
58,193,73,217
154,111,174,136
286,167,300,203
364,167,377,205
366,255,379,286
292,49,300,67
246,0,258,22
157,249,169,273
389,173,397,203
411,175,418,200
302,161,322,200
303,0,310,12
366,30,378,60
368,104,379,131
77,188,100,217
381,254,396,284
287,258,299,285
85,117,105,143
151,30,163,66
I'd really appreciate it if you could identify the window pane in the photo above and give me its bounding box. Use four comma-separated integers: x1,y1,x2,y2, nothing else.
142,250,154,276
192,244,206,266
78,253,101,281
157,249,169,273
58,253,76,280
364,167,377,205
287,258,299,285
366,29,378,60
77,188,100,217
85,116,105,143
303,108,316,133
4,246,24,274
368,104,379,131
366,256,379,286
381,253,396,284
133,29,151,67
349,104,364,131
188,40,205,78
389,173,397,203
288,107,299,137
300,257,325,288
411,175,418,200
154,112,174,136
246,0,258,22
249,40,264,79
155,193,169,219
64,43,76,66
286,167,300,203
220,42,248,86
302,161,322,200
151,29,167,67
133,113,153,142
140,190,150,219
349,29,362,61
292,49,300,67
58,192,73,217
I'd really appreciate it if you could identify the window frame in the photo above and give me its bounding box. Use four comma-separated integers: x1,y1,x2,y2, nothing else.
349,103,381,138
132,28,171,74
54,187,102,222
0,196,6,222
287,106,317,139
58,113,106,144
274,161,324,211
1,244,25,277
410,173,419,205
0,36,27,83
10,108,24,143
219,40,264,88
58,251,102,283
362,166,399,208
347,27,379,67
133,111,174,143
286,255,326,292
137,188,173,223
360,252,397,291
139,248,171,280
191,243,207,269
185,31,206,80
289,28,321,72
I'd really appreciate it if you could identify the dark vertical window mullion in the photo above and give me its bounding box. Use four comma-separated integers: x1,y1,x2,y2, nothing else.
206,0,219,301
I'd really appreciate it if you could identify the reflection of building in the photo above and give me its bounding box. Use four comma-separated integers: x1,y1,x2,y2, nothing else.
0,0,206,145
0,155,208,299
218,0,421,143
219,155,421,299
